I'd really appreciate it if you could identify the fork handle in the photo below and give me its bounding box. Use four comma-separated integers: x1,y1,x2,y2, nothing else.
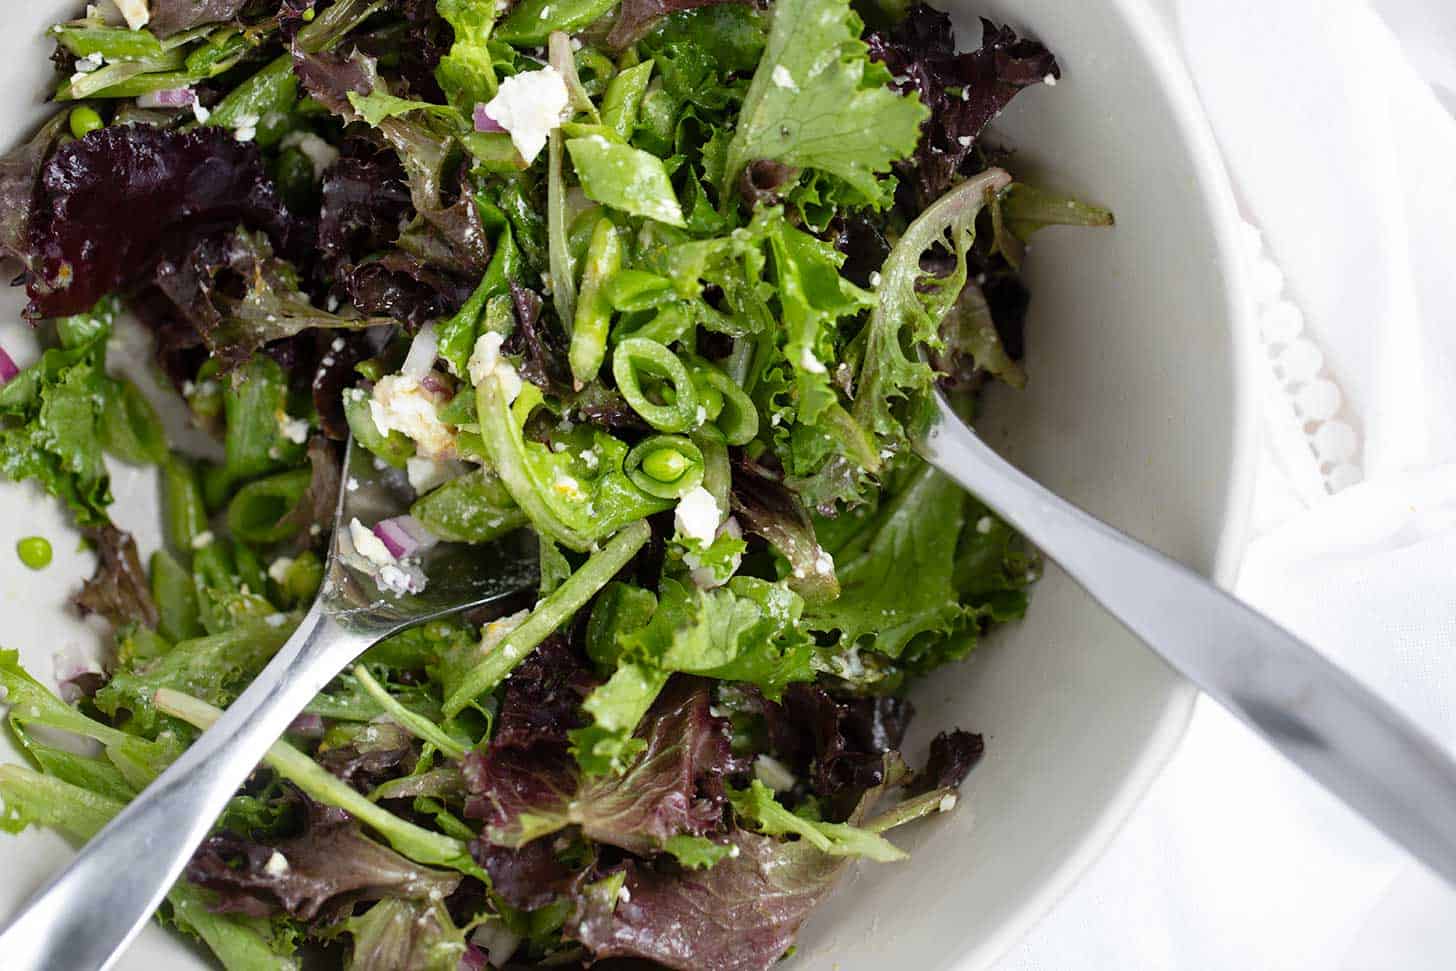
919,396,1456,886
0,602,370,971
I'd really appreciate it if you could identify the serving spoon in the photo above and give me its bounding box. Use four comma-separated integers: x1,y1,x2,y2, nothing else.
0,439,542,971
916,389,1456,887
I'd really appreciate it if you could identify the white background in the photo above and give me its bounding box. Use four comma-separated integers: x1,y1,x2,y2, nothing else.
998,1,1456,968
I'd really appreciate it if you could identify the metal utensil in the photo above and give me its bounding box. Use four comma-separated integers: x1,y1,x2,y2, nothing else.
0,439,539,971
917,389,1456,886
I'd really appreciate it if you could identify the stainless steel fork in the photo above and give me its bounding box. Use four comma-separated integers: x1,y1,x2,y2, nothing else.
0,439,539,971
917,390,1456,887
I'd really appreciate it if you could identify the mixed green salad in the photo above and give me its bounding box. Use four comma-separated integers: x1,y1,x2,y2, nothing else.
0,0,1109,968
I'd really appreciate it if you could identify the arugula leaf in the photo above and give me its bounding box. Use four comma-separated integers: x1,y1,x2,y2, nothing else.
852,167,1011,456
805,462,966,658
729,779,906,861
566,135,687,227
722,0,927,207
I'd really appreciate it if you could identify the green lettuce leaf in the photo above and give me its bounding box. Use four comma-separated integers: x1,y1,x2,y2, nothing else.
721,0,927,207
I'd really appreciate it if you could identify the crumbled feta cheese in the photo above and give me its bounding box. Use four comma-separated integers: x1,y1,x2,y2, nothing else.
728,844,741,858
264,851,290,877
264,613,289,628
1043,73,1058,86
267,557,295,584
467,331,524,403
771,65,797,90
378,563,424,596
482,66,571,164
976,516,993,534
71,53,104,83
957,134,972,148
938,793,958,813
346,477,359,493
280,130,340,179
369,374,456,458
279,414,309,444
110,0,150,30
191,530,214,550
407,456,455,494
813,549,834,575
798,348,826,374
580,449,599,470
349,518,395,567
695,405,707,425
618,884,632,903
868,271,882,287
231,111,260,143
754,755,796,792
192,101,211,124
674,486,720,545
331,337,346,352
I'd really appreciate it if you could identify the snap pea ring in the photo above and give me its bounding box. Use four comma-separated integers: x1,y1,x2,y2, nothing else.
689,359,760,446
612,336,699,433
625,435,705,499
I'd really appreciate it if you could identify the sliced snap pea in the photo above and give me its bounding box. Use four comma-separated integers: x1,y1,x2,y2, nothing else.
226,469,313,546
624,435,705,500
569,218,623,387
612,337,698,433
150,549,202,643
162,458,209,557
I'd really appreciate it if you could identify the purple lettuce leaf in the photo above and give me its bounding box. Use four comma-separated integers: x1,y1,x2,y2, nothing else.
0,113,67,276
472,677,735,856
908,728,984,794
729,456,839,605
867,6,1059,203
185,797,461,921
276,435,343,544
148,0,250,37
606,0,751,51
73,525,159,630
25,126,297,320
565,828,844,971
318,721,421,794
470,838,579,911
318,148,414,278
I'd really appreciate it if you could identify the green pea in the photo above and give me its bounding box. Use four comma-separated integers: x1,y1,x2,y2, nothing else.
17,536,52,570
69,106,103,140
641,447,688,483
355,358,385,382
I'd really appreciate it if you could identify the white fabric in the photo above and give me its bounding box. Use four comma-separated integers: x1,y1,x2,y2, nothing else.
995,1,1456,967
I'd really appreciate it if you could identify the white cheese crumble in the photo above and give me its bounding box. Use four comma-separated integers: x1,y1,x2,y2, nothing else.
754,755,797,792
938,793,958,813
467,331,523,403
280,130,340,179
369,374,456,458
798,348,827,374
552,471,584,500
407,456,455,494
771,65,798,90
110,0,150,30
674,486,720,545
618,884,632,903
1043,73,1058,86
975,516,993,534
279,414,309,444
232,111,260,143
263,851,290,877
267,556,294,584
264,613,289,628
868,271,882,287
349,518,395,567
71,53,104,83
191,530,215,550
192,101,211,124
482,66,571,165
481,609,530,655
378,564,424,596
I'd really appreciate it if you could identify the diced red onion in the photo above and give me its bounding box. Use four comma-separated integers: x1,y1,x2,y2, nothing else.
137,87,196,109
373,515,439,559
473,103,506,134
419,370,451,396
401,321,438,379
459,944,489,971
0,346,18,383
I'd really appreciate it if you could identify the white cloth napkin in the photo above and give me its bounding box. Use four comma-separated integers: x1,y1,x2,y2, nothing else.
995,1,1456,967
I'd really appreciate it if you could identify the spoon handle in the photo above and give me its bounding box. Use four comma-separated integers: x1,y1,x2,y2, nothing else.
920,396,1456,886
0,602,369,971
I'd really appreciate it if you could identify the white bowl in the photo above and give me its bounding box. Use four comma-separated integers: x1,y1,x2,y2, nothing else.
0,0,1257,968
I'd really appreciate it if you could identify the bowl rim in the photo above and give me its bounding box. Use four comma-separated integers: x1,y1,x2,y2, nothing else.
945,0,1260,967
